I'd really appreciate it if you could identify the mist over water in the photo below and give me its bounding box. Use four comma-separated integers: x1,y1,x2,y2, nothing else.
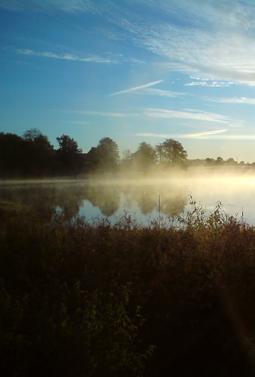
2,171,255,225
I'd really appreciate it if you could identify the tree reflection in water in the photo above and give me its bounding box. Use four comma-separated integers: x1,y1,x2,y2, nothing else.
0,181,187,223
84,184,120,217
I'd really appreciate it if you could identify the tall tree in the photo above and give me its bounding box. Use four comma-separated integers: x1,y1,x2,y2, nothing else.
132,142,156,172
85,137,119,172
22,129,54,176
156,139,187,165
0,133,25,176
57,134,81,155
56,134,84,175
23,128,45,142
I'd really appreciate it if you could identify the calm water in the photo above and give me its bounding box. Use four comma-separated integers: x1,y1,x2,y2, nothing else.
1,176,255,225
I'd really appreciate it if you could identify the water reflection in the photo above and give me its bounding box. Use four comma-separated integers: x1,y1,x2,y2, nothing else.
84,184,121,217
0,181,187,223
2,176,255,224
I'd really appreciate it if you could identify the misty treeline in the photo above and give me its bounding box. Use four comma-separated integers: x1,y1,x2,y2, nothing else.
0,128,249,178
0,128,187,177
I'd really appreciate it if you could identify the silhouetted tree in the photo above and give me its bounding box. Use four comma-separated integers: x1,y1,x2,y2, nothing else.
0,129,56,177
205,158,215,166
0,133,25,176
216,156,224,165
23,128,44,142
57,134,81,154
23,129,54,175
0,129,249,179
226,158,237,166
56,134,84,175
156,139,187,165
132,142,156,172
85,137,119,172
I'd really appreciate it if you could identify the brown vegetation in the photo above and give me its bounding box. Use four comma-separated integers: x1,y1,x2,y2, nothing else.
0,203,255,376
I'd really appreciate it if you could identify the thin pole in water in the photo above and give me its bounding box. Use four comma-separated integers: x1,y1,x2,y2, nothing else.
158,194,161,228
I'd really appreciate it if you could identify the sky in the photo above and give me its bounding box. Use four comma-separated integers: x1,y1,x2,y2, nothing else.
2,1,255,160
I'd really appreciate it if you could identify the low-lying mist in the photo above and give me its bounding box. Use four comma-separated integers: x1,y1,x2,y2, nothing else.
2,168,255,224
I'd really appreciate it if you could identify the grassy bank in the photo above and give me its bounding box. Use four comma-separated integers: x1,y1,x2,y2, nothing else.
0,206,255,377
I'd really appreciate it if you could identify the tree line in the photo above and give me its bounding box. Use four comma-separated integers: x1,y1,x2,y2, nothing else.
0,129,118,177
0,129,188,177
0,128,249,177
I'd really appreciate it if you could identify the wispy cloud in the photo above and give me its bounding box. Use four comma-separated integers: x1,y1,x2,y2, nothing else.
143,108,229,124
111,1,255,86
185,79,235,88
140,88,185,97
0,0,94,12
136,130,255,140
183,129,228,138
110,80,163,96
66,111,128,117
136,129,228,140
208,97,255,105
9,2,255,85
141,27,255,86
16,48,116,64
67,107,239,127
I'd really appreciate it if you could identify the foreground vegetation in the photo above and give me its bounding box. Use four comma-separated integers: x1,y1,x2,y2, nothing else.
1,204,255,377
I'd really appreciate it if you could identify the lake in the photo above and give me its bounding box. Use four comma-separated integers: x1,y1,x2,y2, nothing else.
1,175,255,225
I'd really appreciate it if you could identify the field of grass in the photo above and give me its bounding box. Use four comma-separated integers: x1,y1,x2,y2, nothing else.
1,203,255,377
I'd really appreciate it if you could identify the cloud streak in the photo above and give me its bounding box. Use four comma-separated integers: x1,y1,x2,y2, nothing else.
0,0,94,12
9,2,255,85
136,130,255,140
110,80,163,96
143,108,229,124
183,129,228,139
209,97,255,105
110,1,255,86
136,130,228,140
66,107,241,128
140,88,185,97
143,27,255,86
66,111,128,117
185,80,235,88
17,48,116,64
67,107,232,125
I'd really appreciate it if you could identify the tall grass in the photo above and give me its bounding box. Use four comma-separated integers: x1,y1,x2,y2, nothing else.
0,204,255,376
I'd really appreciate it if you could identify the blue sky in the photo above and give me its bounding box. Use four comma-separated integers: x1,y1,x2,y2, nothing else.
2,0,255,160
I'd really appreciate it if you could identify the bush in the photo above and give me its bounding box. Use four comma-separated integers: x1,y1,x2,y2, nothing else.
0,205,255,376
